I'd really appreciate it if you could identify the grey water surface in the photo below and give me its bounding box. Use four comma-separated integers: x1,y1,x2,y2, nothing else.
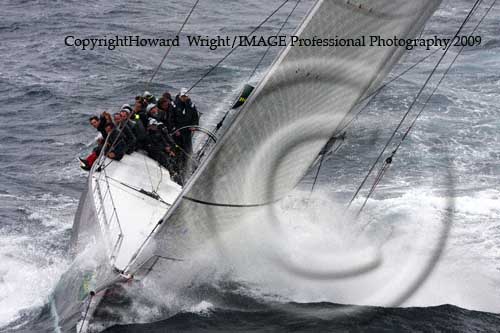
0,0,499,332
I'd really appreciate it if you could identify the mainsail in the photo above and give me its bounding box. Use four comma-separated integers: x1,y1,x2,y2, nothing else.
127,0,442,273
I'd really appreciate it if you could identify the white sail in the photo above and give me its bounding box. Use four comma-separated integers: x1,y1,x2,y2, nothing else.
126,0,443,272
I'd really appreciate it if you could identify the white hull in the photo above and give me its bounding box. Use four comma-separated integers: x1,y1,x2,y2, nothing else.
52,152,181,332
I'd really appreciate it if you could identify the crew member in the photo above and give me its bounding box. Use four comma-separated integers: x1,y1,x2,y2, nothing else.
113,112,137,153
79,114,111,170
145,118,181,184
172,88,199,157
120,107,148,149
156,96,175,132
104,123,126,161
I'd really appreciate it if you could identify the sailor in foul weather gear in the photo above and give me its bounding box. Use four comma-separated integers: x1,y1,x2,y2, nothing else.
104,123,126,161
80,114,112,170
162,91,172,101
80,89,198,180
120,103,133,114
146,108,177,149
89,114,109,139
144,118,181,183
142,91,157,105
113,112,137,154
120,108,148,149
146,103,158,116
156,96,175,132
172,88,199,155
133,98,149,128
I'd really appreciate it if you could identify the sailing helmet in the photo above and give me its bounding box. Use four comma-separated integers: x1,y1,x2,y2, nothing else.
146,103,157,113
120,103,132,112
143,91,155,103
180,88,188,97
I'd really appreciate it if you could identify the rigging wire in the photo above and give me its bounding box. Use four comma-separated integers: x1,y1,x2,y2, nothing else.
195,1,300,161
155,161,164,194
214,0,300,135
308,152,326,202
391,0,496,159
114,1,296,182
142,153,156,192
247,0,302,82
145,0,201,90
309,47,443,197
77,292,95,333
96,2,292,190
309,49,444,191
303,31,448,193
100,0,292,176
98,2,203,172
346,0,484,210
106,178,163,203
336,48,441,134
356,0,494,224
349,0,492,218
186,0,292,93
95,106,149,172
105,175,170,206
308,47,444,198
309,137,345,196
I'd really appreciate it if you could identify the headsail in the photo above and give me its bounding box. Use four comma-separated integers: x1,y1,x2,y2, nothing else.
127,0,442,272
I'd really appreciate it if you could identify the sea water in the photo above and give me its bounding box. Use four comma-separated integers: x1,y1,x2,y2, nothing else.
0,0,499,331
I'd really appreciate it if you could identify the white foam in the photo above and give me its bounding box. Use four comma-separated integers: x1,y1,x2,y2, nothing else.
187,301,214,316
0,193,74,326
0,234,69,326
204,187,500,313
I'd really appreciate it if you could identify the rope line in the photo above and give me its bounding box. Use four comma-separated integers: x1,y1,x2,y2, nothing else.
248,0,301,82
194,1,299,162
310,153,326,195
106,178,161,203
393,0,496,157
143,153,155,192
146,0,201,89
309,51,443,199
307,134,346,201
95,112,138,172
337,48,441,134
77,293,94,333
350,0,493,218
355,156,391,219
346,0,484,209
155,161,164,193
186,0,291,93
105,175,170,206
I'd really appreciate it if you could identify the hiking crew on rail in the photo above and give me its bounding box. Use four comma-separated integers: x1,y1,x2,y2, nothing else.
79,88,199,185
